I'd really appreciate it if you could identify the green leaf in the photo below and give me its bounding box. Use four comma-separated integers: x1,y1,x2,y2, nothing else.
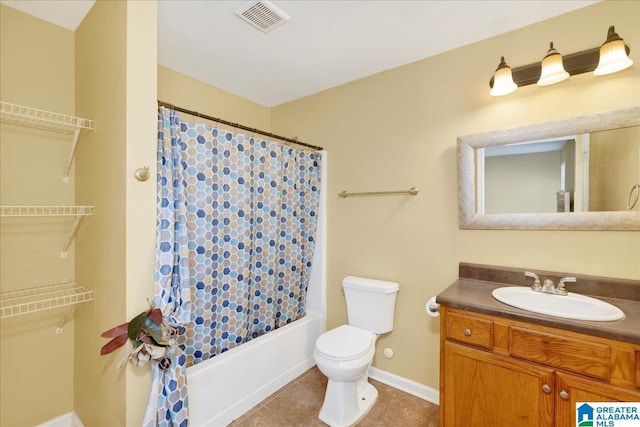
128,310,149,341
143,317,168,345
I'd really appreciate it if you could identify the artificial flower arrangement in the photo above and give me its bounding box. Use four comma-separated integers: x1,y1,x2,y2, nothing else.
100,303,178,372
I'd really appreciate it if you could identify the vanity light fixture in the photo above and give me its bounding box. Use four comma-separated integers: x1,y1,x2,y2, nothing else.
537,42,569,86
489,25,633,96
489,56,518,96
594,26,634,75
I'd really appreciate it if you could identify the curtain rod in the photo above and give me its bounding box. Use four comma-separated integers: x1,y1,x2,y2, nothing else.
157,100,323,151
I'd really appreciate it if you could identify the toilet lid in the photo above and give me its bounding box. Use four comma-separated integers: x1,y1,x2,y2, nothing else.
316,325,373,360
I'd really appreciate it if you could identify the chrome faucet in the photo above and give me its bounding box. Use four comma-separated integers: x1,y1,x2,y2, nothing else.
524,271,576,296
524,271,542,291
556,276,576,295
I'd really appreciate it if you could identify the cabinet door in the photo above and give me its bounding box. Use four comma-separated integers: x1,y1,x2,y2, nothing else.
443,341,555,427
555,372,640,427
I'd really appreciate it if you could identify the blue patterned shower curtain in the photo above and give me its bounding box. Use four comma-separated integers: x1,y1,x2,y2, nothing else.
151,107,321,424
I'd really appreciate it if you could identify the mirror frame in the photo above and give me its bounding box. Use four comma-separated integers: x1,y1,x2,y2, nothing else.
458,106,640,230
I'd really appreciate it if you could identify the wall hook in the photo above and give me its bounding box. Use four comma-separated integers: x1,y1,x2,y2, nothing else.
135,166,150,182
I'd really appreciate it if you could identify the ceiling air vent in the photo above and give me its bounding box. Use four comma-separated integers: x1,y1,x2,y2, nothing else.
235,1,290,33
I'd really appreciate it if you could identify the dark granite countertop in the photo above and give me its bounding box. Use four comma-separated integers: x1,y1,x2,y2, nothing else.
436,263,640,345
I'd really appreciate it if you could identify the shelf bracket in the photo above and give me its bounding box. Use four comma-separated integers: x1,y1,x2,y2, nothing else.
61,215,84,258
56,308,75,334
62,127,81,183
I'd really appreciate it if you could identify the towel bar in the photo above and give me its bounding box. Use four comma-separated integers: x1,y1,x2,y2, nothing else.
338,187,418,198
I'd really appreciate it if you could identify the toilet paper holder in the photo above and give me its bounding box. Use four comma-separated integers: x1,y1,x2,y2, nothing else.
426,296,440,317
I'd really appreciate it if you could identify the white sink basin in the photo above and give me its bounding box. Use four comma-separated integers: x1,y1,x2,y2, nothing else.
492,286,625,321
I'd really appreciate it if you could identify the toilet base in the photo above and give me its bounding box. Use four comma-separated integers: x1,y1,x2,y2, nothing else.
318,379,378,427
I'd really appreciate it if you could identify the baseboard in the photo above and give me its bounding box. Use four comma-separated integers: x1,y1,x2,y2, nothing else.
35,412,84,427
368,366,440,405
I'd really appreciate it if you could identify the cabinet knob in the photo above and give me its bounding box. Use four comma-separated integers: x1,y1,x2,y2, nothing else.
559,390,569,400
463,328,472,336
541,384,551,394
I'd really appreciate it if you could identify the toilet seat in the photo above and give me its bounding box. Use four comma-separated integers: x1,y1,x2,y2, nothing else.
316,325,373,361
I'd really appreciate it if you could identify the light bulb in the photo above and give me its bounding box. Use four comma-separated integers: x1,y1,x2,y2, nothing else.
594,26,633,76
490,56,518,96
537,42,569,86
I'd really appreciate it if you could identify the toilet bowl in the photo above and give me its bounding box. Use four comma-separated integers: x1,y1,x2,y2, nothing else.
314,325,377,427
314,276,399,427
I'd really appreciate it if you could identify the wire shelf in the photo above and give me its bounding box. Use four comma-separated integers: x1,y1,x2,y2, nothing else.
0,101,93,134
0,205,94,217
0,281,94,319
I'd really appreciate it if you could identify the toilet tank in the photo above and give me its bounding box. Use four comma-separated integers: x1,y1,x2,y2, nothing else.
343,276,399,334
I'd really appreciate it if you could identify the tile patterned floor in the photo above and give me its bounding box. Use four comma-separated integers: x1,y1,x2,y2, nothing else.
229,367,439,426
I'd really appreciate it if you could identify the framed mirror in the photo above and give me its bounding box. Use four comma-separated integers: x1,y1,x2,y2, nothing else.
458,106,640,230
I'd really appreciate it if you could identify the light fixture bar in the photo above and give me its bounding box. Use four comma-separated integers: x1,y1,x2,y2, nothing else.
518,47,600,86
490,47,601,88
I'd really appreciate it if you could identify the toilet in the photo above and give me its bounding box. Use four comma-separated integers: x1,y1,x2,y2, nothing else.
314,276,399,427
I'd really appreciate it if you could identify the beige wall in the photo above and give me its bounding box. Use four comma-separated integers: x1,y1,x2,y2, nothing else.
74,0,128,424
125,1,158,424
75,1,158,426
271,0,640,391
0,5,77,425
158,65,272,131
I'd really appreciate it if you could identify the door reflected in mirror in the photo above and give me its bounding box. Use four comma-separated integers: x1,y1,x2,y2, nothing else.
479,126,639,214
457,106,640,230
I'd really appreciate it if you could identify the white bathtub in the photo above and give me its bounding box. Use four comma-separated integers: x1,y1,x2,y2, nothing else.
187,311,323,426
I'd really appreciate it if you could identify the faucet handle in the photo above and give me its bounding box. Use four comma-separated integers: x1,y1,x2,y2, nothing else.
524,271,542,290
556,277,576,295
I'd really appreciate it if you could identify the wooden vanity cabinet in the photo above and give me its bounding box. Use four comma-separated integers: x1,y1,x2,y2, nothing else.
555,372,640,427
443,341,554,427
440,306,640,427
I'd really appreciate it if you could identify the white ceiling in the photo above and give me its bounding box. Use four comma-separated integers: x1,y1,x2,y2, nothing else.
2,0,599,107
1,0,95,31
